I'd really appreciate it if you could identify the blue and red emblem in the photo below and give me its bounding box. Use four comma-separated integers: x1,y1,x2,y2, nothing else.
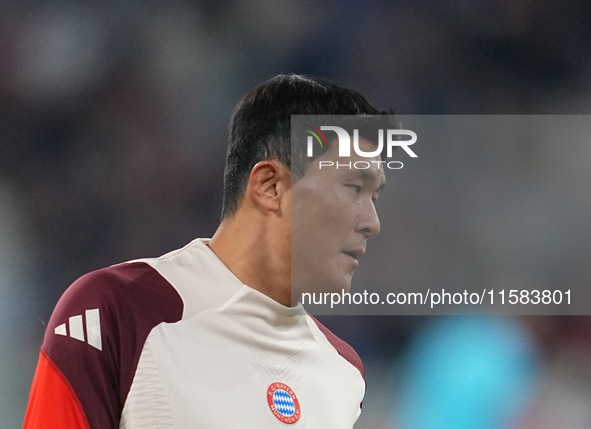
267,382,301,424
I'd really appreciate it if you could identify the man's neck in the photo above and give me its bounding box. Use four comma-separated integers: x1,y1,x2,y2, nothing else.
208,216,292,307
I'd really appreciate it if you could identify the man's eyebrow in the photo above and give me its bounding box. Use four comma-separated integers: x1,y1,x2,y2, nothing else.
354,169,387,193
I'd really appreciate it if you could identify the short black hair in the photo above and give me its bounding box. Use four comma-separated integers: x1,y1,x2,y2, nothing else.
221,74,390,219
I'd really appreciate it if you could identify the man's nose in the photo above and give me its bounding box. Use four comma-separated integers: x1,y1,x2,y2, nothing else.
356,201,381,239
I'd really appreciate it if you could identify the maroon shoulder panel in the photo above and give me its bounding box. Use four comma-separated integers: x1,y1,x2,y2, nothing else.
42,262,184,429
309,315,365,381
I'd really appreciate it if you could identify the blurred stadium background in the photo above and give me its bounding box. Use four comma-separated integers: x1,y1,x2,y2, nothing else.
2,1,591,427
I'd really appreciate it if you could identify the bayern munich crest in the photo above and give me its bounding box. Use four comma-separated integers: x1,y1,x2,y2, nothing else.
267,382,301,424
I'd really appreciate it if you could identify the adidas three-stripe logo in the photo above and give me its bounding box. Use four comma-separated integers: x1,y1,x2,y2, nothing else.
54,308,102,351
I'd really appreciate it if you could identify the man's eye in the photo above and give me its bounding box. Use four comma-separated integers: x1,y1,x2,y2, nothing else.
346,184,362,193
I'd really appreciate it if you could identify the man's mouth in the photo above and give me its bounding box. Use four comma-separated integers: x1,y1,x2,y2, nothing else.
342,249,365,263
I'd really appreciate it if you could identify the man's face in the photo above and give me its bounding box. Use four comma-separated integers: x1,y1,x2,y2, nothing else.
291,137,386,299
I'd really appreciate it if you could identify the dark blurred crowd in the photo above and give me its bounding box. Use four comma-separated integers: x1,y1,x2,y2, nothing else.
1,1,591,427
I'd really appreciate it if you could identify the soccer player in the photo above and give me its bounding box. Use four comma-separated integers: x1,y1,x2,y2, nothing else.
23,74,388,428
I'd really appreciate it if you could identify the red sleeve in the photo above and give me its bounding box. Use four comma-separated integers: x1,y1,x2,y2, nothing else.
309,315,366,381
23,262,184,429
24,350,90,429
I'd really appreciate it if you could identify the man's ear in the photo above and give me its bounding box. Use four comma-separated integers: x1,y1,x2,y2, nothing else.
247,160,290,213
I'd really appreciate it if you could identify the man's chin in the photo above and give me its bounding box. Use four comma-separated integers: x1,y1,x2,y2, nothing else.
339,282,353,294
